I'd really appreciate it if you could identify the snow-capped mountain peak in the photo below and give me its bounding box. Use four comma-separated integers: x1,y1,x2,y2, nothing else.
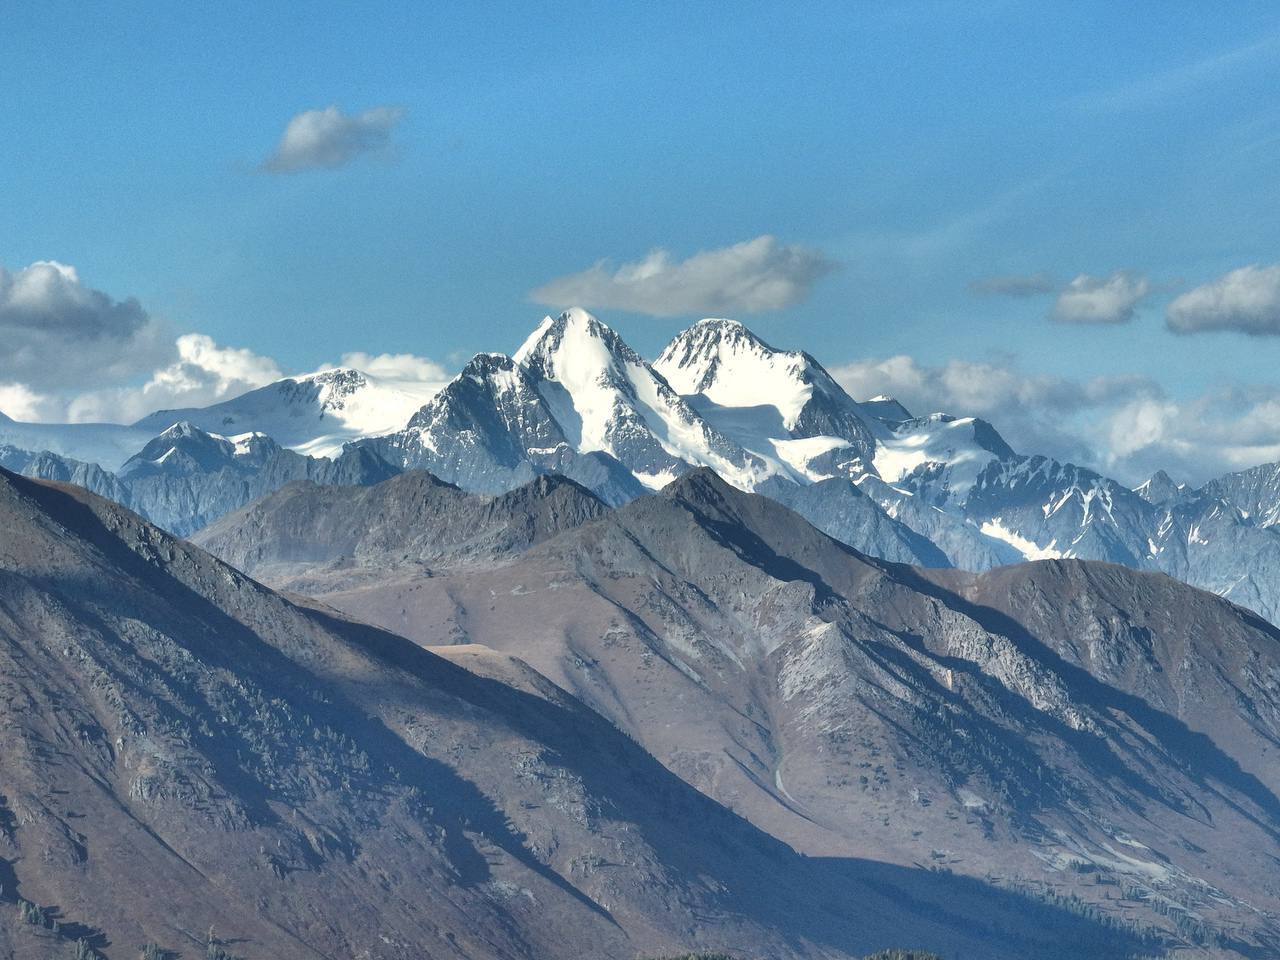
301,367,370,411
656,317,836,431
1201,461,1280,527
508,309,774,489
155,420,205,441
514,308,645,384
653,318,879,485
119,421,282,479
858,395,914,425
134,366,443,459
871,413,1016,505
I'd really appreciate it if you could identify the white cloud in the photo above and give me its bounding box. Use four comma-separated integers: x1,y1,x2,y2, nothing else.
0,261,297,425
64,334,284,423
1105,398,1181,460
0,260,173,387
1051,270,1151,325
833,351,1280,485
262,105,405,173
832,354,1160,470
336,351,449,384
968,272,1054,298
833,354,1156,424
1096,387,1280,483
530,235,834,316
3,326,453,434
0,383,60,422
1166,263,1280,335
0,258,457,444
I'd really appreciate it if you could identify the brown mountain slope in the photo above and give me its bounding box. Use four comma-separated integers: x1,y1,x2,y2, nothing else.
195,470,608,591
197,468,1280,956
0,467,1145,960
936,558,1280,795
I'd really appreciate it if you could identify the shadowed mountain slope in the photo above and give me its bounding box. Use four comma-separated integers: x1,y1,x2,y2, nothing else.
199,468,1280,956
0,468,1147,960
196,470,608,589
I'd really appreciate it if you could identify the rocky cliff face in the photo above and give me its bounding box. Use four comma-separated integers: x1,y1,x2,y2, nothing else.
1203,462,1280,526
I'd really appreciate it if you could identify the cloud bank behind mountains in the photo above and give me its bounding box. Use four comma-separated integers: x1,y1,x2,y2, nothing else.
0,260,448,428
832,352,1280,486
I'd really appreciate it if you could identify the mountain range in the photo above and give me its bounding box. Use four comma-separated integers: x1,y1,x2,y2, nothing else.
5,308,1280,628
0,466,1157,960
193,466,1280,954
6,311,1280,956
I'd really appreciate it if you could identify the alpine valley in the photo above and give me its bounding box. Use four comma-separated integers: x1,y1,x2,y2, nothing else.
6,310,1280,958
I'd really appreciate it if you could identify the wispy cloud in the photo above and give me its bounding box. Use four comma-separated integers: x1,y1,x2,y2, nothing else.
262,105,405,173
1073,32,1280,111
530,235,834,316
968,272,1055,298
868,174,1060,261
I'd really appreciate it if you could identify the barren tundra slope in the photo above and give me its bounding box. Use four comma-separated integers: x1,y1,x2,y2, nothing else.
200,468,1280,956
0,468,1144,960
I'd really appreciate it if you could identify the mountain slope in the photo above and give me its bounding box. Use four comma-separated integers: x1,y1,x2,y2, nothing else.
943,557,1280,800
26,421,397,537
199,468,1280,955
1203,462,1280,527
851,406,1280,624
760,475,951,567
197,471,608,590
0,467,1141,960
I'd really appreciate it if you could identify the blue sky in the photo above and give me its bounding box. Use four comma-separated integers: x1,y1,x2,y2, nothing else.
4,2,1280,481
